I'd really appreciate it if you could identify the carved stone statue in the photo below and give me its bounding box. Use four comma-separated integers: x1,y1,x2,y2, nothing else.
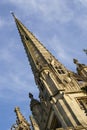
29,93,43,125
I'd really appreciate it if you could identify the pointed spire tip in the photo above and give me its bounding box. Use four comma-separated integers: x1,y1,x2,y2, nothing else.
14,107,20,112
10,11,15,18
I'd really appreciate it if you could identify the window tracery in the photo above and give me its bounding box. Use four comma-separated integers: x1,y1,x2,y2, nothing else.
76,97,87,116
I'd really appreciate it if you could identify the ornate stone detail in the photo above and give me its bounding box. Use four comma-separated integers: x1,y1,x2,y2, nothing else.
29,93,43,126
12,14,87,130
73,59,87,81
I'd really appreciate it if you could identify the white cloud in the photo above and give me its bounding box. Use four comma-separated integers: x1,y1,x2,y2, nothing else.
8,0,87,33
75,15,87,31
78,0,87,7
0,16,13,29
2,0,87,30
0,48,13,63
4,0,74,23
0,40,37,101
0,40,17,62
0,19,5,28
29,0,74,23
0,64,36,102
47,35,72,62
71,0,87,31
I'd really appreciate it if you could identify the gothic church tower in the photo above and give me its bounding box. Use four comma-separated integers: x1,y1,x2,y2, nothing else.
12,13,87,130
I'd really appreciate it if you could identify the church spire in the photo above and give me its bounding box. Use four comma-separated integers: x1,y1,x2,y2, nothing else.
12,15,87,130
12,14,66,81
12,13,50,75
12,14,82,95
11,107,31,130
12,14,66,88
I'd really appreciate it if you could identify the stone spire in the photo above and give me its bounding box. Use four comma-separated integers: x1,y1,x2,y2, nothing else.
11,13,51,76
12,14,87,130
12,14,67,87
12,13,81,95
11,107,31,130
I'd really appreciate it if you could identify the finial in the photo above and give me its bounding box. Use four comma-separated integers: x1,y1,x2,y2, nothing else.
29,93,33,99
83,49,87,55
73,59,78,64
10,11,16,18
14,107,20,112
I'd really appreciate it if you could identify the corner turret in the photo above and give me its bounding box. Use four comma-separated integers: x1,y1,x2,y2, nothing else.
11,107,31,130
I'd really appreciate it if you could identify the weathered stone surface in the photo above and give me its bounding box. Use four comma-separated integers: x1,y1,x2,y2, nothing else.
11,14,87,130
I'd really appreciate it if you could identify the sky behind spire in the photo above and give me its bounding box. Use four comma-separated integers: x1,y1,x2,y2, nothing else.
0,0,87,130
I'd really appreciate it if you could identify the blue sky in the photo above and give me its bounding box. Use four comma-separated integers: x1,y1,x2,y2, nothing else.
0,0,87,129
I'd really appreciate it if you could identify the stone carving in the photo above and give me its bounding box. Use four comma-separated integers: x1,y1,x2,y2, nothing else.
29,93,43,125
